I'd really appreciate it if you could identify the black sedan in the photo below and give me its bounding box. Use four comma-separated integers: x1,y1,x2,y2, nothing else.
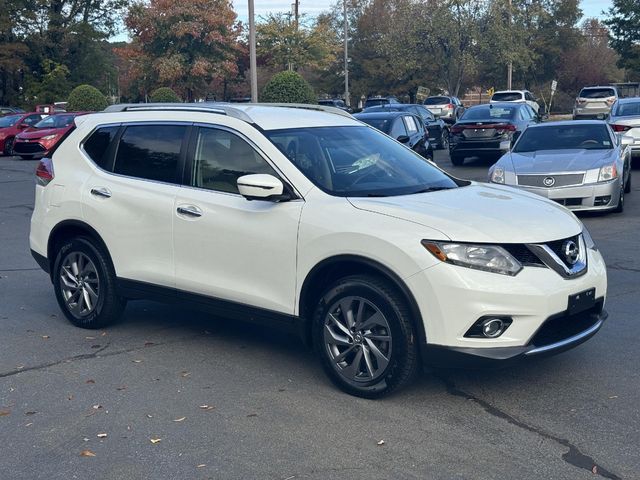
354,111,433,161
362,104,449,149
449,102,540,165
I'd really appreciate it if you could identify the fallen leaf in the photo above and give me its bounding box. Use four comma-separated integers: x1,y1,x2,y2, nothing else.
146,414,153,418
377,440,385,446
150,438,162,444
68,395,74,401
92,405,102,410
0,410,10,417
25,422,33,427
173,417,186,422
199,405,214,411
144,342,155,347
41,335,50,339
86,379,95,384
609,395,618,399
592,466,598,474
85,336,96,340
116,386,127,391
132,360,142,363
97,433,107,438
181,371,191,377
246,413,258,418
100,332,107,336
80,450,96,457
25,411,36,415
197,464,206,468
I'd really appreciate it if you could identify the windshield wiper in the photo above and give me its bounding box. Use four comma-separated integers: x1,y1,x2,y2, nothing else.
411,186,454,194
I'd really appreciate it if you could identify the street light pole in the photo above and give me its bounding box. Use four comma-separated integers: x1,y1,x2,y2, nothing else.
343,0,350,107
249,0,258,102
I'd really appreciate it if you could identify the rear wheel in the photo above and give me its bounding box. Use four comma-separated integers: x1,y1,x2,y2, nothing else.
438,129,449,150
312,275,419,398
450,153,465,166
52,237,126,329
3,137,14,156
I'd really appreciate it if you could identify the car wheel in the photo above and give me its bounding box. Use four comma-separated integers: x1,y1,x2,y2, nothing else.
52,237,126,329
450,153,464,166
20,155,34,160
312,275,419,398
3,137,14,156
613,186,624,213
624,171,631,194
439,129,449,150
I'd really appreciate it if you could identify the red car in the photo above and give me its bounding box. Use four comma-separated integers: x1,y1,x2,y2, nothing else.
0,112,47,156
13,112,88,160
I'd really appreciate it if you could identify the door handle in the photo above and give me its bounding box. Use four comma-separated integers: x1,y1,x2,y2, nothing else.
90,187,112,198
177,205,203,218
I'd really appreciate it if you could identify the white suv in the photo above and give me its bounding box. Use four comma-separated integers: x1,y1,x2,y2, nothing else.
30,103,608,398
490,90,540,114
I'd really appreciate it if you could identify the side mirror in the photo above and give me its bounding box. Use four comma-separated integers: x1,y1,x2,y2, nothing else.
620,135,635,147
237,174,289,201
499,140,511,151
397,135,410,144
17,123,29,129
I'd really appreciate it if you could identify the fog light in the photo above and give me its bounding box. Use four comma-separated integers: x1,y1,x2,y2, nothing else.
464,316,513,338
482,319,505,338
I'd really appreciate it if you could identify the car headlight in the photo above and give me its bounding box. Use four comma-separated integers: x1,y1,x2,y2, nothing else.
598,164,617,182
582,227,597,251
41,134,58,141
490,167,505,184
422,241,522,276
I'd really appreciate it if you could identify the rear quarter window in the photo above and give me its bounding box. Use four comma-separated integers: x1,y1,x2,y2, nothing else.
83,126,120,170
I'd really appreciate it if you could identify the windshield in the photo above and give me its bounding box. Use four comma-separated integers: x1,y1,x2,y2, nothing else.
492,92,523,101
264,126,460,197
579,88,615,99
513,124,613,152
0,114,22,128
34,114,77,129
424,97,450,105
461,105,516,121
614,101,640,117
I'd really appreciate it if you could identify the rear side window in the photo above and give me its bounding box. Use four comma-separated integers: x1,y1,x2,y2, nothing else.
390,118,407,138
403,116,418,134
83,126,119,169
114,125,187,183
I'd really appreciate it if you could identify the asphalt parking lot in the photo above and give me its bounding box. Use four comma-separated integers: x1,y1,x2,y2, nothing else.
1,152,639,480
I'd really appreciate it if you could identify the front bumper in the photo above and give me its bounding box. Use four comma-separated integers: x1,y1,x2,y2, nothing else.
13,140,48,157
510,180,621,211
450,138,509,157
406,246,607,364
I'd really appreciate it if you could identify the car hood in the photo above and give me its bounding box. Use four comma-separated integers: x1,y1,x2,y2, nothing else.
348,183,582,244
17,127,63,139
507,149,615,173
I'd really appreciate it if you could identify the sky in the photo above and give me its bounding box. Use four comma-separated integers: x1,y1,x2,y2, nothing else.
232,0,613,22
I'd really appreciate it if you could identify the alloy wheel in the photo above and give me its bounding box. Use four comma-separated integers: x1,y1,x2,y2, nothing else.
323,296,392,384
59,252,100,318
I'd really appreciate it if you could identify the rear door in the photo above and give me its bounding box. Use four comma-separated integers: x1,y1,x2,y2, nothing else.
173,125,303,315
82,123,188,288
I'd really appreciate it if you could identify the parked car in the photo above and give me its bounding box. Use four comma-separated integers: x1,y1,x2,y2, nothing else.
363,96,401,109
13,112,88,160
423,96,465,123
362,104,449,149
1,106,25,115
490,90,540,114
449,102,539,165
318,98,352,113
30,103,608,398
608,97,640,159
489,121,632,212
573,86,618,120
354,110,433,160
0,112,47,156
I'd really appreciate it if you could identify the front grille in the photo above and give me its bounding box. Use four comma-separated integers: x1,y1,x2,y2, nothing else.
552,198,583,206
528,300,603,348
14,142,45,154
545,235,580,269
517,173,584,188
502,244,544,266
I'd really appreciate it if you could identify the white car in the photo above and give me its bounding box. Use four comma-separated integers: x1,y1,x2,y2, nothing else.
490,90,540,114
30,103,608,398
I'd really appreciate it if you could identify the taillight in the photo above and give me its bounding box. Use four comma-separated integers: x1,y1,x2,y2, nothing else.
450,125,464,134
576,98,586,105
35,157,54,186
611,124,631,132
605,97,616,106
495,124,517,133
447,103,454,110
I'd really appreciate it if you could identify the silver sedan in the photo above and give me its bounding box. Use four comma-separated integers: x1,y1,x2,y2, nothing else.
488,121,632,213
608,97,640,159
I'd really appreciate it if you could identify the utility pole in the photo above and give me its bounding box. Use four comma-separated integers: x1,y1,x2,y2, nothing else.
294,0,299,30
344,0,350,107
507,0,512,90
249,0,258,102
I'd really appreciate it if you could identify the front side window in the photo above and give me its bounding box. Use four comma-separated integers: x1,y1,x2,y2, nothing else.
191,128,277,194
114,124,187,183
24,115,44,126
0,114,22,128
265,126,461,197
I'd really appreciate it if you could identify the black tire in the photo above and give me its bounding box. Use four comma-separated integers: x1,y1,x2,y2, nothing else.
20,155,34,160
311,275,419,398
613,185,624,213
450,153,465,166
52,236,126,329
438,129,449,150
624,171,631,194
3,137,14,156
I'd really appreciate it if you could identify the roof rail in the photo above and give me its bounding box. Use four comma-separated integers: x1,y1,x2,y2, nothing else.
103,103,254,123
103,101,353,124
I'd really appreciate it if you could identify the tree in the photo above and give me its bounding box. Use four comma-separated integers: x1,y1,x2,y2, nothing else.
261,71,315,103
150,87,182,102
121,0,243,101
604,0,640,77
67,84,108,111
24,61,71,104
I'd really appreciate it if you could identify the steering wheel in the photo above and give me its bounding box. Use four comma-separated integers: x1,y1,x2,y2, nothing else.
579,139,599,147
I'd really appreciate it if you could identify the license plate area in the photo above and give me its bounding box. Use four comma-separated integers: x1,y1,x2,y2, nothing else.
567,288,596,315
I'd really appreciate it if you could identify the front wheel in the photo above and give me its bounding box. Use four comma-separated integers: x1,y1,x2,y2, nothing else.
3,137,14,156
450,153,465,166
312,275,419,398
438,129,449,150
624,170,631,194
52,237,126,329
613,185,625,213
